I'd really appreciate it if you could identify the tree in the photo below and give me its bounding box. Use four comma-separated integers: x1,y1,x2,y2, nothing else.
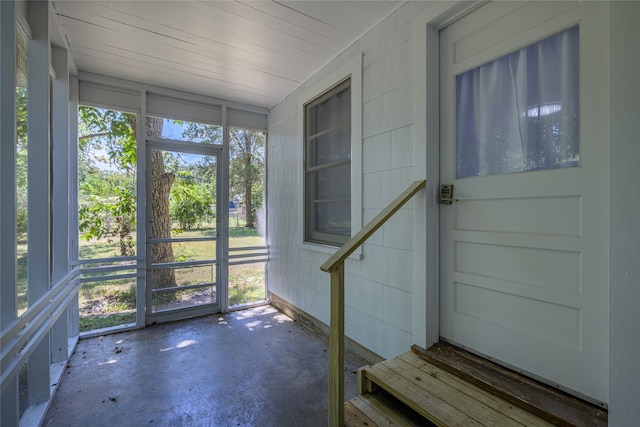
78,108,177,288
16,87,28,236
147,117,177,288
179,123,265,228
229,129,265,228
180,124,265,229
78,107,137,256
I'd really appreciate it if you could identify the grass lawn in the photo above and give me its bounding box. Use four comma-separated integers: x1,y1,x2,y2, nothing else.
75,226,267,332
16,225,267,332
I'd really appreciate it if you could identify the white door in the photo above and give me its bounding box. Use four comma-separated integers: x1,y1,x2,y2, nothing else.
439,1,609,405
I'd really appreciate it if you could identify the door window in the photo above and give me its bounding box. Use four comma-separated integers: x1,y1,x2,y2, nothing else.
456,26,579,178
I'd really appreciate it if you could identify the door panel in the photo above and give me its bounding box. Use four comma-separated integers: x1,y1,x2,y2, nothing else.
440,1,608,404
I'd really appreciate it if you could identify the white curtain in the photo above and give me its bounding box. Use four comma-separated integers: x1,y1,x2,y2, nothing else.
456,26,579,179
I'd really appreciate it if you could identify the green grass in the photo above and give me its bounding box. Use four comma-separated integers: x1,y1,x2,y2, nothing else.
229,263,267,307
76,225,266,332
15,224,266,331
80,313,136,332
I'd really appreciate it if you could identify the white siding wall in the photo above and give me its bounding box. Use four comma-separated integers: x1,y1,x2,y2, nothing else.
267,2,431,359
268,4,640,422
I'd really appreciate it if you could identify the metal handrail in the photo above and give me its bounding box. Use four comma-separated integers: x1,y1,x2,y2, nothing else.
320,179,426,426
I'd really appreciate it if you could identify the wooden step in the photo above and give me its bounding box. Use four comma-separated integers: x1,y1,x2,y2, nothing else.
349,351,555,426
345,392,427,426
411,342,608,427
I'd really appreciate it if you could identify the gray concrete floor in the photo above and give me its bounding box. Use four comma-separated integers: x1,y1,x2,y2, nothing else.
43,305,361,427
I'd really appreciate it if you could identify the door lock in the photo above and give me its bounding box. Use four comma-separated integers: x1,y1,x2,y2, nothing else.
438,184,455,205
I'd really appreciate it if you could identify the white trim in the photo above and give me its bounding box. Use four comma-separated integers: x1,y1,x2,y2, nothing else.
68,75,80,336
79,71,268,116
220,106,230,311
0,0,17,333
0,4,19,421
26,0,52,406
297,53,363,257
137,91,147,327
412,0,486,349
609,2,640,422
51,44,70,364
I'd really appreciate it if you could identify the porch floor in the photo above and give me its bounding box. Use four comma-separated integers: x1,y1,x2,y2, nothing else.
43,305,361,426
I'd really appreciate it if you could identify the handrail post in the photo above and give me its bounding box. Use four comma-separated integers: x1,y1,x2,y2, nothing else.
322,180,425,426
328,262,345,427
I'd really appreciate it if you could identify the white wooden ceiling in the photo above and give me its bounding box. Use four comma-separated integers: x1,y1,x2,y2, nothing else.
52,1,405,109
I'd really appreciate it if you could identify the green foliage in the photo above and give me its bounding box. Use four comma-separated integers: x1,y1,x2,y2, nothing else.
78,106,137,169
78,107,137,255
169,171,215,230
79,188,136,256
16,87,28,235
181,121,223,144
229,129,265,227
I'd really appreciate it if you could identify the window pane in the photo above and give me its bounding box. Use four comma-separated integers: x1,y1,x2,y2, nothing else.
308,125,350,167
304,78,351,246
456,26,579,179
16,25,28,316
78,107,137,259
146,115,222,144
315,201,350,236
228,128,267,308
306,85,350,136
315,164,350,201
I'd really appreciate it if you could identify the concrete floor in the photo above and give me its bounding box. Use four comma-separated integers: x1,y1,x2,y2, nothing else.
43,305,361,427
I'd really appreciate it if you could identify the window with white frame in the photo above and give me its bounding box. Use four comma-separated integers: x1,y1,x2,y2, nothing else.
304,78,351,246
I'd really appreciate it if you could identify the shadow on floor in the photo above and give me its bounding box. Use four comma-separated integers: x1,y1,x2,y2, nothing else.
43,305,361,427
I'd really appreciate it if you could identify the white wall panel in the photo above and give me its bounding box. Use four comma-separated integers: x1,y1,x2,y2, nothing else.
383,286,413,332
363,131,391,174
391,125,414,169
267,2,432,359
79,81,140,112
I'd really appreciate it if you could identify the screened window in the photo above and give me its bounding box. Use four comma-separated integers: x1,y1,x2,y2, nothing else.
456,26,579,179
16,23,29,316
146,115,222,144
304,78,351,246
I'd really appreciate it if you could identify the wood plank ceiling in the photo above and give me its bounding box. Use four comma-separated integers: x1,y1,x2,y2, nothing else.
52,1,406,109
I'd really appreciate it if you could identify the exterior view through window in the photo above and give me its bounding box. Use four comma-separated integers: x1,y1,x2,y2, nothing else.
77,106,138,331
77,108,267,331
304,78,351,246
228,128,267,307
15,20,29,419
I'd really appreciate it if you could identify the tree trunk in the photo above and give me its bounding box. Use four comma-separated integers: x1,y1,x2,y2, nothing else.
244,180,253,228
243,132,254,228
147,117,176,288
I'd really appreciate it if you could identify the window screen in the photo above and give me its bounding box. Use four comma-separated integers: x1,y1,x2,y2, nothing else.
304,78,351,246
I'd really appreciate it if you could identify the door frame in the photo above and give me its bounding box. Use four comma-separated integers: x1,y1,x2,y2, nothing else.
144,137,225,324
413,1,483,349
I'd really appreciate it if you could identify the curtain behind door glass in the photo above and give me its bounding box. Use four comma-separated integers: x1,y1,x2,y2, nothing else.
456,26,579,179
